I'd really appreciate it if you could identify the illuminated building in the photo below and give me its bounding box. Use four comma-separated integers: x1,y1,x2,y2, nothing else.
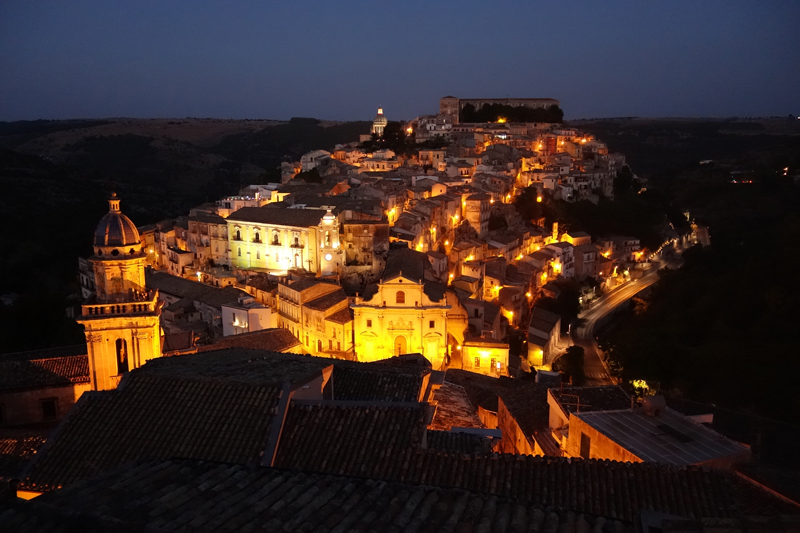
226,208,339,274
77,194,163,391
353,248,465,369
371,107,388,136
461,336,509,376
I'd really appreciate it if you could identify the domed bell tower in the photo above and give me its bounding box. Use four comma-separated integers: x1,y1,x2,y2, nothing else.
318,209,341,277
77,194,163,390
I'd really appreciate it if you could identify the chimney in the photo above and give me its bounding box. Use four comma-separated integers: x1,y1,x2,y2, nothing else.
642,395,666,417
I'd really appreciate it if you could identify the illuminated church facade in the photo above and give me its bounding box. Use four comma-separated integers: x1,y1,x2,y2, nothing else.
77,194,163,391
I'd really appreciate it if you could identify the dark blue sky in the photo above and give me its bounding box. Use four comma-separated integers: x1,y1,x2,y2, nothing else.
1,1,798,121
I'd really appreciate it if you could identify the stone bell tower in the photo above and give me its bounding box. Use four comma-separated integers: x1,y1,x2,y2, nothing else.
77,194,162,391
318,209,341,277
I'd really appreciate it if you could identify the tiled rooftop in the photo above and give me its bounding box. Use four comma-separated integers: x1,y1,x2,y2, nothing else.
273,401,426,478
429,381,483,430
21,373,282,491
550,385,632,414
0,355,89,392
575,408,750,466
196,328,300,353
329,364,425,402
0,429,48,481
4,459,636,532
137,348,330,386
425,429,493,454
304,287,347,310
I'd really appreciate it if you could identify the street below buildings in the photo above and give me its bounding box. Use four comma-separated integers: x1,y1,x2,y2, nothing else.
572,249,684,385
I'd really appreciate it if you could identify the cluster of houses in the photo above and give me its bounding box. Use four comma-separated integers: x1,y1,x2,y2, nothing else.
1,97,797,529
72,98,646,379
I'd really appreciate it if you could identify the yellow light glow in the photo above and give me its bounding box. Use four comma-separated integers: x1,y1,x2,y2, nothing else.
581,138,587,143
553,263,561,272
449,273,454,279
516,254,523,260
536,196,542,203
406,127,413,134
445,240,449,246
456,345,462,350
467,254,474,261
497,117,507,124
526,292,531,298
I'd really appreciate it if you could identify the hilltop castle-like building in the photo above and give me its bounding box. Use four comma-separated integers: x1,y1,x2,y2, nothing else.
77,194,162,390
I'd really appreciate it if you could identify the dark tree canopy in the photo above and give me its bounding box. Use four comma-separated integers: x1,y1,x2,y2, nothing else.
461,103,563,124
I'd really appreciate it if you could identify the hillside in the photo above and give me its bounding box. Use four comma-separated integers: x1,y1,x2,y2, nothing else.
0,117,371,352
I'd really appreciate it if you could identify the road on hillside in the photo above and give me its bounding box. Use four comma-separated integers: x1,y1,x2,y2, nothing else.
572,252,684,385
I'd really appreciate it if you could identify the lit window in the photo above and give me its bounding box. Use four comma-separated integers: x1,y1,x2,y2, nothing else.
474,357,480,368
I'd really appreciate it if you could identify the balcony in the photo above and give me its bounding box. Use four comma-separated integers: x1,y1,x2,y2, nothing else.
290,242,304,249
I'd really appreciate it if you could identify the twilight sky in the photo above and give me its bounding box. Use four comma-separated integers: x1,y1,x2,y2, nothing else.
1,1,798,121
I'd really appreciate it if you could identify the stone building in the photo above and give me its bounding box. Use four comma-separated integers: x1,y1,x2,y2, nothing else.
77,194,163,391
352,248,466,369
226,207,340,274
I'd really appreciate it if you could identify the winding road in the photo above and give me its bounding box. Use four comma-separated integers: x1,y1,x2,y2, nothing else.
572,250,684,385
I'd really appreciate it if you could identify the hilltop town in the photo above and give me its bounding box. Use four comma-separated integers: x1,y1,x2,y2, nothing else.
2,98,797,529
74,96,666,375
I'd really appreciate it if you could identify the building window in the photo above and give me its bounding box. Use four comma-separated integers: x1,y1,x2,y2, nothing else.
116,339,128,374
254,231,261,243
474,309,480,318
429,320,435,328
235,229,241,241
272,231,280,245
396,291,405,304
474,357,480,368
238,247,241,257
41,398,57,420
256,251,260,260
329,340,333,350
366,319,372,327
580,433,591,459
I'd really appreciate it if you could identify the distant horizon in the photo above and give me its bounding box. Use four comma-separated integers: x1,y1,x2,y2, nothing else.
1,2,797,122
2,113,797,124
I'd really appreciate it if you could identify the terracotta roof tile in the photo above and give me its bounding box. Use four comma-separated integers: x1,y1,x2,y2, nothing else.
330,364,425,402
20,373,282,491
429,382,483,430
196,328,300,353
0,355,89,391
273,402,426,478
550,385,632,414
304,288,347,311
4,459,637,532
426,430,493,454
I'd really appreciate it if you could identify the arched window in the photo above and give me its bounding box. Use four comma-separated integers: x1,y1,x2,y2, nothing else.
325,231,331,246
254,231,260,243
235,229,241,241
396,291,405,304
237,247,241,257
116,339,129,374
294,234,300,246
272,230,280,245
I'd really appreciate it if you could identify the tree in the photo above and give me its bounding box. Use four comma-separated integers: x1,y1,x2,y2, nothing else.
561,345,586,385
488,213,508,231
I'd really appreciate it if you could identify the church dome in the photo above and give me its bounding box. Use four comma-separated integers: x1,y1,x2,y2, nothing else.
373,107,388,127
94,193,140,247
